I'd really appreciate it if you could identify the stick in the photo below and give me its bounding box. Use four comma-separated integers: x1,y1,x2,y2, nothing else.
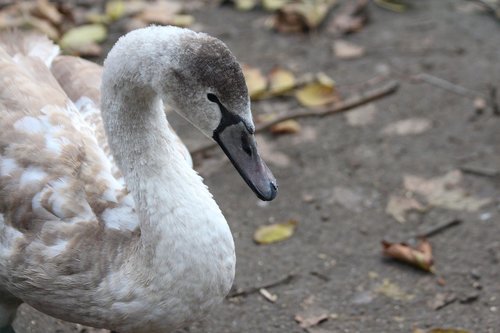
460,165,500,178
490,85,500,115
413,73,481,99
190,80,399,155
227,274,295,298
468,0,500,20
416,219,462,239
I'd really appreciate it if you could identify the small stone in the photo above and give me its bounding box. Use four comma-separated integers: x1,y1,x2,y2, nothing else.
302,193,315,203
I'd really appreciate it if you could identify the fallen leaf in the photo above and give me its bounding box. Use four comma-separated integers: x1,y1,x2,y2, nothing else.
381,118,431,136
330,186,364,212
259,288,278,302
235,0,258,11
294,306,329,328
262,0,291,11
295,75,339,107
382,239,434,272
375,279,415,301
385,195,426,223
428,292,457,310
254,219,298,244
106,0,126,21
26,15,60,40
135,0,193,27
374,0,408,13
333,40,365,59
268,67,296,95
270,119,301,134
428,329,471,333
403,170,492,211
345,103,376,126
34,0,62,25
256,136,291,167
329,0,369,35
59,24,107,54
273,0,337,33
242,64,268,99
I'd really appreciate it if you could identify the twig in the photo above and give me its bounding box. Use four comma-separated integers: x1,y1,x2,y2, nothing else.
190,80,399,155
460,165,500,178
416,219,462,239
413,73,482,99
489,85,500,115
468,0,500,20
227,274,295,298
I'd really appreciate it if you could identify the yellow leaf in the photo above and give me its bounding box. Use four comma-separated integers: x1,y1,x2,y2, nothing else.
59,24,107,53
268,67,296,95
242,65,268,99
106,0,126,21
171,14,194,27
270,120,301,134
295,77,339,107
254,220,298,244
235,0,258,11
262,0,290,11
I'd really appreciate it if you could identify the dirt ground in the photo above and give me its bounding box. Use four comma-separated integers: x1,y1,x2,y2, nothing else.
12,0,500,332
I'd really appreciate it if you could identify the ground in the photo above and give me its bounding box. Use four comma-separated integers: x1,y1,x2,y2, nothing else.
12,0,500,332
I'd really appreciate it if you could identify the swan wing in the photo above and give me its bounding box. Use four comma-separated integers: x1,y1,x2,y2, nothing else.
0,34,138,293
51,55,193,168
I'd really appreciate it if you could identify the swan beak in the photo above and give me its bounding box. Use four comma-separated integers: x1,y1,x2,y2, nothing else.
213,121,278,201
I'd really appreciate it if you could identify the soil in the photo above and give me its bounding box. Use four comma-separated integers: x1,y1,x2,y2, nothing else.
11,0,500,332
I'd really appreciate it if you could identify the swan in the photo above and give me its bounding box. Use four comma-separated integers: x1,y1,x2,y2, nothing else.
0,26,277,333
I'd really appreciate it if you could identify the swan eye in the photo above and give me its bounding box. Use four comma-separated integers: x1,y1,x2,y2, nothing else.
207,93,220,104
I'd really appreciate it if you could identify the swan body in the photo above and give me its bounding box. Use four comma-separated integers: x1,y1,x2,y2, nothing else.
0,26,276,333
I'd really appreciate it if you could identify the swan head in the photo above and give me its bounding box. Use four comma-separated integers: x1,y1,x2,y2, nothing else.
160,29,278,201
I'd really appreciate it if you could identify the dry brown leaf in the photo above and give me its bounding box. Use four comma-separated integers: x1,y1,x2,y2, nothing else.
330,186,364,212
256,136,291,167
403,170,492,211
381,118,431,136
34,0,63,25
428,292,457,310
295,75,339,107
242,64,268,99
374,279,415,301
333,40,365,59
254,219,297,244
382,238,434,272
273,0,337,33
26,16,60,40
270,119,301,134
345,103,376,126
428,329,471,333
135,0,193,27
329,0,369,35
268,67,296,95
294,306,329,328
385,195,426,223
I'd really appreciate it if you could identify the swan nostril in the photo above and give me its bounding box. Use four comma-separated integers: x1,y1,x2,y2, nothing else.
241,133,252,157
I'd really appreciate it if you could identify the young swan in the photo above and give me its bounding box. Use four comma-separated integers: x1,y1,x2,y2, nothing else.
0,26,276,333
